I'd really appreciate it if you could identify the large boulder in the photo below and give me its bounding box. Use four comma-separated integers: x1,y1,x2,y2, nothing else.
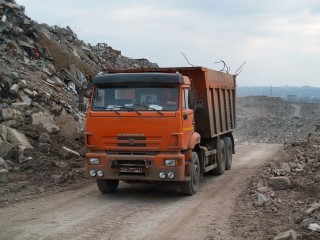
11,102,30,112
38,132,51,143
6,127,33,149
50,104,62,115
23,88,37,97
18,92,32,105
55,115,82,139
59,146,80,159
268,176,291,190
38,143,51,153
273,229,297,240
31,111,59,133
0,169,9,183
279,162,291,173
0,124,8,141
0,157,9,170
2,119,20,128
305,202,320,215
0,138,16,159
2,108,23,121
17,80,27,88
9,84,19,94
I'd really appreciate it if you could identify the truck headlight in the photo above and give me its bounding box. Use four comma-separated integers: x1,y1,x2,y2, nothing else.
89,170,96,177
159,172,166,179
165,159,180,167
89,158,100,165
168,172,175,179
97,170,104,177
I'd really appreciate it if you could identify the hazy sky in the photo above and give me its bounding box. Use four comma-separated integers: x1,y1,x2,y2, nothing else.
17,0,320,87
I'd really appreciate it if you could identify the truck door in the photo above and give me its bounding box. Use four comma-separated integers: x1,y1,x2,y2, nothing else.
182,88,194,149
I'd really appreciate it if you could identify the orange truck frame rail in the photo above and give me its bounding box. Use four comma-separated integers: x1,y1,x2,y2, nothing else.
85,67,236,195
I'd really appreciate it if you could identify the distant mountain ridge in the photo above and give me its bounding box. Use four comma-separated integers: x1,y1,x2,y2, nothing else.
237,86,320,103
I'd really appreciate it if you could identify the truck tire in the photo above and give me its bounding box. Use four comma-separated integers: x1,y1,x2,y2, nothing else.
180,152,200,195
211,139,226,175
96,179,119,193
223,137,232,170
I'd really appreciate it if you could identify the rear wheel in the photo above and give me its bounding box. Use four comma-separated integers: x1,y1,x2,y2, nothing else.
211,139,226,175
180,152,200,195
96,179,119,193
223,137,233,170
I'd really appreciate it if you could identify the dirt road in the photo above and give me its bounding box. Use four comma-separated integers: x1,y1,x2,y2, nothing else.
0,143,282,240
291,104,301,117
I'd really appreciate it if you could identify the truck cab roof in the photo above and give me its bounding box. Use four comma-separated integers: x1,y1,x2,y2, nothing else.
93,73,184,85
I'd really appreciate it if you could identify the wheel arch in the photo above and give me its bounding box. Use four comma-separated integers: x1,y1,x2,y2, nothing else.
188,132,201,150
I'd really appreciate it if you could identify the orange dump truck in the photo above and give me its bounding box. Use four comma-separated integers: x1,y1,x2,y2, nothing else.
85,67,236,195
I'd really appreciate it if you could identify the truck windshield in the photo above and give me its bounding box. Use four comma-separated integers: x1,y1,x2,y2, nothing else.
92,86,179,111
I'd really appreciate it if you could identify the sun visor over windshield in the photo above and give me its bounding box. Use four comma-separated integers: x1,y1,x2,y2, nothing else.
93,73,184,85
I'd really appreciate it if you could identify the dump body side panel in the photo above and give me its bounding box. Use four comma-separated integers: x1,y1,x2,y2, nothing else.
205,70,236,137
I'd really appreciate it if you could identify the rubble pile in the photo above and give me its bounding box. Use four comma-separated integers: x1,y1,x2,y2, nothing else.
235,96,320,144
232,132,320,239
0,0,158,206
232,96,320,239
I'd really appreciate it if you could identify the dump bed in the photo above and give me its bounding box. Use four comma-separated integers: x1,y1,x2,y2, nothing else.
108,67,236,138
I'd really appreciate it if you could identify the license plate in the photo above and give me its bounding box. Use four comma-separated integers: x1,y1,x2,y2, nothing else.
120,167,143,173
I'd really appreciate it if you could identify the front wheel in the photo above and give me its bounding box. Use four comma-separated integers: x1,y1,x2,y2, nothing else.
180,152,200,195
96,179,119,193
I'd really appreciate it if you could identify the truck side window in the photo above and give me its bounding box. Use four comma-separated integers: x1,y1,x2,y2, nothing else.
183,89,189,110
93,88,105,107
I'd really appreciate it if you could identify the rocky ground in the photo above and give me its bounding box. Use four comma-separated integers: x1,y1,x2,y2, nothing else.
0,1,319,239
231,139,320,240
232,96,320,239
235,96,320,144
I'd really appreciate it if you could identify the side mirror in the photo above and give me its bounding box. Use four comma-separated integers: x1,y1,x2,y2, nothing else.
188,89,196,109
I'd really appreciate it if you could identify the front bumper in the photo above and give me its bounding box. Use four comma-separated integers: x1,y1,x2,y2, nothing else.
85,151,188,182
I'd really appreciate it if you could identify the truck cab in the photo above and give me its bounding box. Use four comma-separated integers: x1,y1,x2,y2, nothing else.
85,67,236,195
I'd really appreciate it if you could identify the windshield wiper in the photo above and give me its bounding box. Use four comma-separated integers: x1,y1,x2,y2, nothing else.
93,106,121,115
133,103,164,115
121,106,142,115
93,106,139,115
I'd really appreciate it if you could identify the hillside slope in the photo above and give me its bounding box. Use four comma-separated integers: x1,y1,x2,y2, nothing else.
0,0,157,206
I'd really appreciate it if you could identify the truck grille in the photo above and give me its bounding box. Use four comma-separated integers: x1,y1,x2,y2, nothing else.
117,136,146,147
102,136,161,149
106,151,158,155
